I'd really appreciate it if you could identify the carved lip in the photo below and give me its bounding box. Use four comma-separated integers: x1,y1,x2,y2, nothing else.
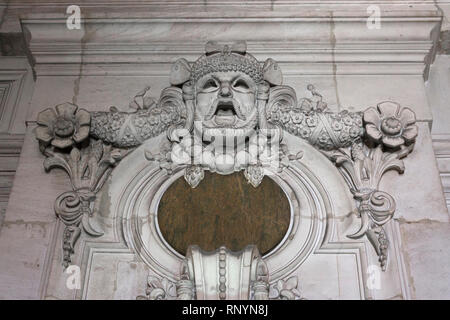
204,98,246,122
215,100,236,117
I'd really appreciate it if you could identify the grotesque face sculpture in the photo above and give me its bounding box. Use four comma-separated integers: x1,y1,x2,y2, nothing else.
195,71,257,129
169,41,283,137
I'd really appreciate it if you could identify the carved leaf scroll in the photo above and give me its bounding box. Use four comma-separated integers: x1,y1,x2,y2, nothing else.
41,137,127,267
323,101,417,271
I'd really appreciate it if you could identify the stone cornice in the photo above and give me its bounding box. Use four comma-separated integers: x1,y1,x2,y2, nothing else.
0,133,24,155
0,0,446,11
20,13,440,76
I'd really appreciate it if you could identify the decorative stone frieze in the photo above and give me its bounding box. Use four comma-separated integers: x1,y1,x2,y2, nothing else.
35,41,418,296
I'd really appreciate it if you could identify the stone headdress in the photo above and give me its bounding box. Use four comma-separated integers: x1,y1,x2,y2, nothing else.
170,41,283,87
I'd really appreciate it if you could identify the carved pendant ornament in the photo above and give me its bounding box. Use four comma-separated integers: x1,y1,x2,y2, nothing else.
136,245,304,300
35,41,418,297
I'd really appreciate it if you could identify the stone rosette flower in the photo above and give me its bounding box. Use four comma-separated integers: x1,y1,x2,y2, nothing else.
36,103,91,149
363,101,418,149
290,111,304,124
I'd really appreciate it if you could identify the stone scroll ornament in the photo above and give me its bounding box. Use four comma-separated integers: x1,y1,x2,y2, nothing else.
321,102,418,271
35,41,417,280
35,103,131,267
35,87,187,267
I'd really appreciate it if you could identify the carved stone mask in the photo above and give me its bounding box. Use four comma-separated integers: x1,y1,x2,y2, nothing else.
195,71,257,130
169,41,283,136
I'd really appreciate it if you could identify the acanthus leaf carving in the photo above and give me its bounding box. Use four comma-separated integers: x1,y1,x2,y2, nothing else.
136,275,178,300
323,101,417,271
137,261,195,300
40,134,128,267
268,276,304,300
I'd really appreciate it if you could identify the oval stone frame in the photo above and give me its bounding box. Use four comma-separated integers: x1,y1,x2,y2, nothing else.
155,172,293,256
118,144,333,283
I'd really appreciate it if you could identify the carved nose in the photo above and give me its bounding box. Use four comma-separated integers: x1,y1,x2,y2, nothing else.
219,83,232,97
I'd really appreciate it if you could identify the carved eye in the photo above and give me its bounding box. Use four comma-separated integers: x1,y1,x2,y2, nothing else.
202,79,219,92
232,79,250,91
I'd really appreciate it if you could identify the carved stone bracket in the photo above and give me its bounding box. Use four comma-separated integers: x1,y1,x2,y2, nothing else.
36,102,129,267
323,102,418,270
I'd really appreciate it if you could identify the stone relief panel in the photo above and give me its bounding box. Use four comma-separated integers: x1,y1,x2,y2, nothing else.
34,41,418,300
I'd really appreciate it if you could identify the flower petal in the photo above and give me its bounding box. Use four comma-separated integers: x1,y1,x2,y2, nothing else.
55,102,77,119
402,124,418,142
37,108,57,126
382,135,404,149
377,101,400,118
363,107,381,125
51,137,73,149
73,125,90,143
365,124,382,141
35,126,53,143
75,108,91,126
398,107,416,126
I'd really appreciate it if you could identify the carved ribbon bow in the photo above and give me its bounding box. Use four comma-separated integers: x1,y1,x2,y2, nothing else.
204,41,247,55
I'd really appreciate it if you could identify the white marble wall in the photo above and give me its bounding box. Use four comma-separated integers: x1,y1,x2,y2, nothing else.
0,0,450,299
